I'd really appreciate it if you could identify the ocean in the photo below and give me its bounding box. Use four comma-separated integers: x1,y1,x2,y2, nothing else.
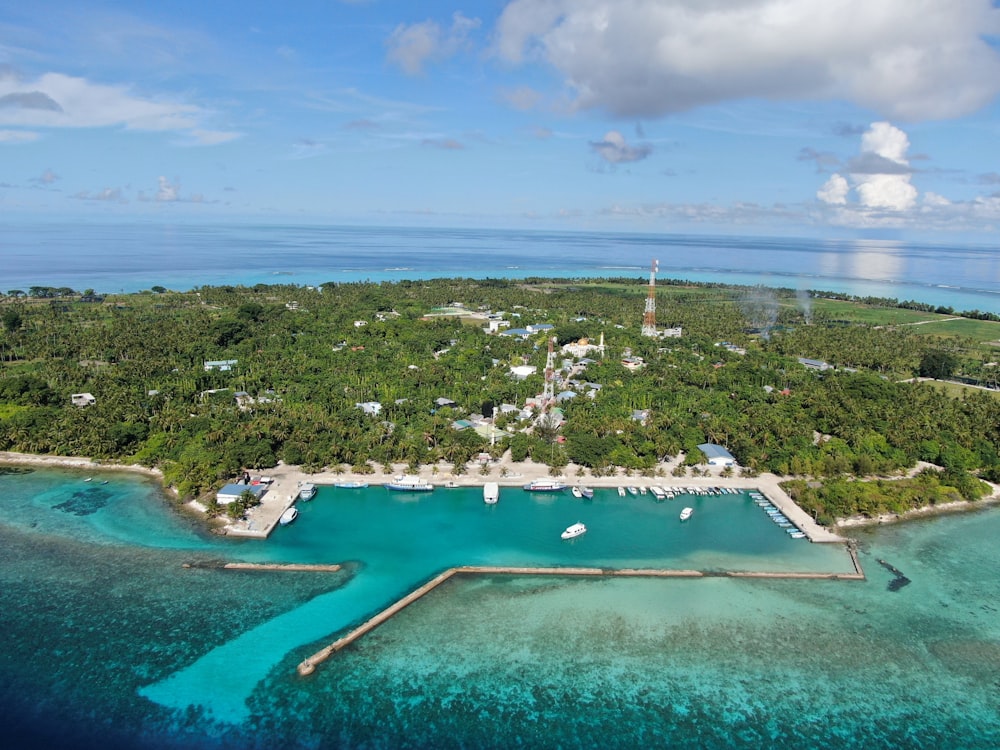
1,467,998,749
2,222,999,313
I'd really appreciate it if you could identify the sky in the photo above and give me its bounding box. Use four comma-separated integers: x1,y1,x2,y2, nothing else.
2,0,1000,237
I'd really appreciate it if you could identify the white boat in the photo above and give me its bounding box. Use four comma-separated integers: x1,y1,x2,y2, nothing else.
626,486,639,496
279,507,298,525
386,475,434,492
443,480,461,489
639,486,647,495
579,486,594,499
334,481,367,489
297,482,317,500
522,479,567,492
483,482,499,504
617,487,626,497
571,486,583,498
649,486,665,500
679,507,694,521
560,522,587,539
789,531,807,539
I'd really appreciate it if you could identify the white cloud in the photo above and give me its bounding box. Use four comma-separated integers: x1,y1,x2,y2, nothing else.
73,187,125,202
590,130,652,164
494,0,1000,120
817,122,918,212
387,12,481,75
31,168,59,185
0,72,238,145
817,174,849,205
156,176,179,202
0,129,39,143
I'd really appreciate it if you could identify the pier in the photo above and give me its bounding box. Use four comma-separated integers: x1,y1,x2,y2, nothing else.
296,559,866,676
183,561,343,572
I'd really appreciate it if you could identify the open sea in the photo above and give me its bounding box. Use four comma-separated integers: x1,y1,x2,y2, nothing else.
2,222,1000,313
1,468,998,749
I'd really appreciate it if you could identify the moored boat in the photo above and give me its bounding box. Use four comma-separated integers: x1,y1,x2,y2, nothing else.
579,486,594,499
679,507,694,521
483,482,499,504
571,486,583,498
279,507,298,525
334,481,368,489
617,486,626,497
560,522,587,539
297,482,317,500
386,475,434,492
522,479,567,492
626,486,639,496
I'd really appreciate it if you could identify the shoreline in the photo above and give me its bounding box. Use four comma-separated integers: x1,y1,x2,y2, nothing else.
4,450,995,537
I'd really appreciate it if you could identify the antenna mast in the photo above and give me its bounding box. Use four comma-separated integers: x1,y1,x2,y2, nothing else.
642,259,659,337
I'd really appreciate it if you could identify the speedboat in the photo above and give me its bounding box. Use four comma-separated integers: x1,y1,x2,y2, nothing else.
523,479,567,492
579,486,594,499
679,507,694,521
560,522,587,539
297,482,317,500
571,486,583,498
443,480,461,489
626,486,639,496
617,487,626,497
386,475,434,492
279,507,298,525
483,482,499,504
334,481,368,489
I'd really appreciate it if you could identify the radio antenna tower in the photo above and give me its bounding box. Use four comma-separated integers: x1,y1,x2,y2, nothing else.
641,259,659,337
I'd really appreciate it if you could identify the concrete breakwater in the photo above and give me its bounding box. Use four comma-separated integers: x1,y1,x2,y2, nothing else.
296,560,866,676
183,561,343,572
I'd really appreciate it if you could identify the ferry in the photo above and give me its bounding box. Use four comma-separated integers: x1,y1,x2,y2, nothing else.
386,475,434,492
279,507,298,525
522,479,567,492
560,522,587,540
483,482,499,505
334,481,367,489
297,482,317,500
679,507,694,521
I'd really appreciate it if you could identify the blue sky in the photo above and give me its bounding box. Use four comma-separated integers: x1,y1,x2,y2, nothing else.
2,0,1000,236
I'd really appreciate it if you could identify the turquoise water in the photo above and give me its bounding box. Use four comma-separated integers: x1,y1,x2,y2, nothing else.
1,468,998,748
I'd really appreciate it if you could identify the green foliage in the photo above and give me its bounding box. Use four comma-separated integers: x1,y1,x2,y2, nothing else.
919,349,959,379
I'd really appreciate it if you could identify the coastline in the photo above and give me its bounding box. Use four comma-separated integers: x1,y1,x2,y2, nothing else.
6,448,995,538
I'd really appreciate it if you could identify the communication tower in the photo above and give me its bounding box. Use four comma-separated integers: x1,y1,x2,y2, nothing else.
641,259,659,337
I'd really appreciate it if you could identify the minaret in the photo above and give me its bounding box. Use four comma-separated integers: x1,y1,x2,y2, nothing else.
642,259,658,337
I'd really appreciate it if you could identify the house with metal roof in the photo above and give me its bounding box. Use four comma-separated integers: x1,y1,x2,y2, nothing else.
697,443,737,467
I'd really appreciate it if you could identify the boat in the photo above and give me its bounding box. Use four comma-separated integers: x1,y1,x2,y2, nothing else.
334,481,368,489
679,507,694,521
579,486,594,499
560,522,587,539
638,486,647,495
83,477,92,482
483,482,499,504
297,482,317,500
522,479,567,492
443,480,461,489
626,486,639,496
617,486,626,497
789,531,807,539
386,475,434,492
649,486,665,500
571,486,583,498
279,507,298,525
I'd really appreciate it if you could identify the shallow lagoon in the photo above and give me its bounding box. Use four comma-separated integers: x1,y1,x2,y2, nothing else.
1,468,998,748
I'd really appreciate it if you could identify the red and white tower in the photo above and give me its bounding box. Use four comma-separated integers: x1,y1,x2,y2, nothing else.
641,259,659,337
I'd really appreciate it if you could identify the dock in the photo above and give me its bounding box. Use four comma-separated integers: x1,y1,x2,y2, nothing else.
183,561,343,572
296,559,866,676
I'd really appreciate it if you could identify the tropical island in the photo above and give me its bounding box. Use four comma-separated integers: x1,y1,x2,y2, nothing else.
1,276,998,527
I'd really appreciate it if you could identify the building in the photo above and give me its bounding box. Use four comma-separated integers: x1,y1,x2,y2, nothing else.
216,483,266,505
71,392,96,407
798,357,831,371
697,443,737,467
204,359,238,372
356,401,383,416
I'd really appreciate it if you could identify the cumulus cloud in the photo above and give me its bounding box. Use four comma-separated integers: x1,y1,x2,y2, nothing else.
493,0,1000,120
817,122,918,212
386,12,481,75
590,130,652,164
156,176,179,202
30,168,59,186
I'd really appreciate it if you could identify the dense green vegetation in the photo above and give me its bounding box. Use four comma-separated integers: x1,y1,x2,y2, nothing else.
1,278,998,522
